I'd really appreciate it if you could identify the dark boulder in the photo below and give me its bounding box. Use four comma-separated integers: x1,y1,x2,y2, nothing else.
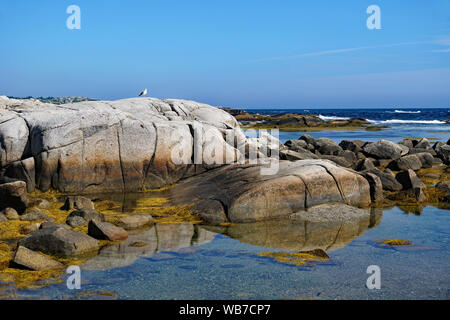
18,226,100,257
280,149,318,161
62,196,95,211
284,139,308,152
0,181,28,213
355,158,375,172
2,158,35,193
414,152,435,168
415,138,431,149
367,168,403,191
299,134,316,147
320,155,352,168
388,154,422,171
339,140,365,153
436,144,450,164
398,139,414,149
65,208,104,225
408,148,437,156
315,138,343,155
363,140,408,160
88,220,128,241
20,209,54,222
395,170,427,202
361,172,384,203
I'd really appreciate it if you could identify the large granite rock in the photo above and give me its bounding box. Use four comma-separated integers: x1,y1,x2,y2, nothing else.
169,159,371,223
363,140,408,160
366,168,403,191
388,154,422,171
0,97,245,193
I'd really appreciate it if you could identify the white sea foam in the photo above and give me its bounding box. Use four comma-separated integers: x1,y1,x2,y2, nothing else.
369,119,445,125
318,114,350,121
393,110,421,114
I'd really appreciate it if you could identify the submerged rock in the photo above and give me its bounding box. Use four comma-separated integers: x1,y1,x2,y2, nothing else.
13,246,64,271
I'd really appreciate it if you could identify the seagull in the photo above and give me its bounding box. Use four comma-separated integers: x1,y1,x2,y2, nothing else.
138,88,148,97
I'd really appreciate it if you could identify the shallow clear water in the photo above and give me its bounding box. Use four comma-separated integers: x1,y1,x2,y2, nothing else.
6,205,449,300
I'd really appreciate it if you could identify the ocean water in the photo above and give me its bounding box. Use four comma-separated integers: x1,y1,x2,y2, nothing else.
6,205,449,300
242,108,450,143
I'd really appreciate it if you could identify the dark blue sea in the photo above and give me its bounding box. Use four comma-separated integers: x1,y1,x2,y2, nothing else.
242,108,450,143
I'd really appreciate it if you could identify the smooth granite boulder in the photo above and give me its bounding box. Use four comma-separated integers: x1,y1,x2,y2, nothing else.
18,226,100,257
169,159,371,223
0,97,244,193
363,140,408,160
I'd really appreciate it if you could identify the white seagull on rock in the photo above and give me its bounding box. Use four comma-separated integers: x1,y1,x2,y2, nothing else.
138,88,148,97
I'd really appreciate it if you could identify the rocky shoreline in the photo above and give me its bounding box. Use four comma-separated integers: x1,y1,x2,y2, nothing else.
220,107,386,131
0,96,448,290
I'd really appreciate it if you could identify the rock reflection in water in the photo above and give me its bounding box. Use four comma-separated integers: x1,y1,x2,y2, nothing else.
206,205,378,252
80,205,382,270
81,223,216,270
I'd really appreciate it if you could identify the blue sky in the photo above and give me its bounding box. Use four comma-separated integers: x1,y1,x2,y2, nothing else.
1,0,450,108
